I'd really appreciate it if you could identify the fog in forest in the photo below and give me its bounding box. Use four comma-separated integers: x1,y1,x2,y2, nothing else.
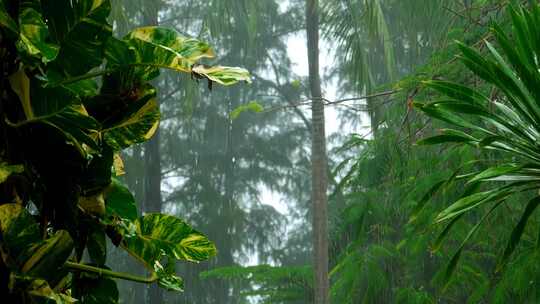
107,0,540,304
89,0,540,303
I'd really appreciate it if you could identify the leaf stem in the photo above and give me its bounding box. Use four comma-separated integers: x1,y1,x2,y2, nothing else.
64,261,158,284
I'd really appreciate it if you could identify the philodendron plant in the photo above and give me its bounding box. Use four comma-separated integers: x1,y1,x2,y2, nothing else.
0,0,251,302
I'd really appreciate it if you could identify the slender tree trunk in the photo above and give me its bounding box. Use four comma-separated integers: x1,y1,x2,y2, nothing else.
144,130,162,304
144,135,162,215
143,3,162,303
122,144,146,304
306,0,329,303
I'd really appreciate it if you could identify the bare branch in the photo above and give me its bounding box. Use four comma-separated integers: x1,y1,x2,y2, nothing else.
262,89,402,113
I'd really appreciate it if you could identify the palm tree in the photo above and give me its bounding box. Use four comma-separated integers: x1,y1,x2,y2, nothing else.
323,0,456,133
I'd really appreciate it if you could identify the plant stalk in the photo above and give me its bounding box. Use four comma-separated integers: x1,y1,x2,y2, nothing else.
64,261,158,284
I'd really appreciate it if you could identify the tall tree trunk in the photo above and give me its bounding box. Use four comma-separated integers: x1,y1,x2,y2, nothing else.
306,0,329,303
143,3,162,303
144,129,162,304
122,144,146,304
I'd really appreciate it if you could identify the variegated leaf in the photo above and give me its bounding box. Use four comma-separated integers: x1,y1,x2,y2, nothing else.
0,163,24,184
105,26,251,85
16,8,60,63
21,230,74,281
121,214,216,269
10,275,77,304
0,204,40,260
7,75,101,156
42,0,112,80
124,26,214,72
102,85,160,150
9,104,101,156
154,260,184,292
192,64,252,86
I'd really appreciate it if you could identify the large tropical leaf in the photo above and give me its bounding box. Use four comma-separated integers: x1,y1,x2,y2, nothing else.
124,26,215,72
101,84,160,150
192,64,252,86
16,7,59,63
41,0,113,80
7,71,100,154
21,230,74,281
105,26,251,84
105,178,138,221
10,275,77,304
0,162,24,184
121,213,217,267
8,104,101,155
0,204,40,260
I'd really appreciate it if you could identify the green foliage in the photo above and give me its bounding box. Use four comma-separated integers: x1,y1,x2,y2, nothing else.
201,265,312,303
316,1,540,303
0,162,23,183
121,213,217,266
0,0,249,302
416,3,540,282
230,101,264,120
105,178,138,221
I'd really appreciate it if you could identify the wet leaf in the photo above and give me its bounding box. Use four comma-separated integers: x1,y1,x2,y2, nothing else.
21,230,74,281
0,163,24,184
10,275,77,304
102,84,160,150
42,0,112,80
192,64,252,86
121,214,216,269
154,260,184,292
0,204,40,259
498,196,540,270
8,69,33,119
230,101,263,120
105,26,251,85
105,179,138,221
16,8,60,63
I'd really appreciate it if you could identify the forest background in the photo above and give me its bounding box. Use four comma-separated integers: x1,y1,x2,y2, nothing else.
107,0,540,303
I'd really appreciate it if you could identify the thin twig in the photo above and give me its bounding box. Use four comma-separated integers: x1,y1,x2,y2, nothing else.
443,5,485,27
262,89,402,113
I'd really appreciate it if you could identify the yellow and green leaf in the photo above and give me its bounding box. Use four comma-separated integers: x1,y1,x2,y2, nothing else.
102,85,160,150
0,204,40,260
16,8,60,63
121,213,216,269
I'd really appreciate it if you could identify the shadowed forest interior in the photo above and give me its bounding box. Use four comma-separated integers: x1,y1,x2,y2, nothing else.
3,0,540,303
